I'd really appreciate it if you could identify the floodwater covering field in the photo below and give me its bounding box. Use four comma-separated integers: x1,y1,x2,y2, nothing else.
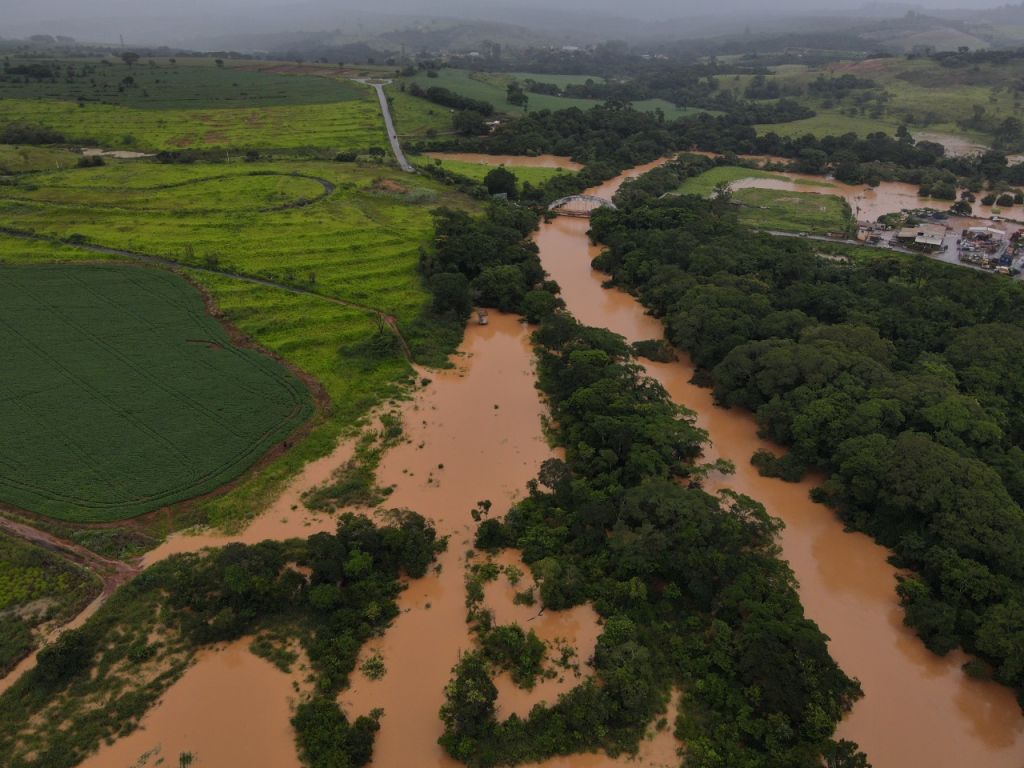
678,153,1024,228
72,310,679,768
0,263,312,521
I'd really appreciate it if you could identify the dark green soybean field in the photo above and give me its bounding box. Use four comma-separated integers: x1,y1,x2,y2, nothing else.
0,263,312,521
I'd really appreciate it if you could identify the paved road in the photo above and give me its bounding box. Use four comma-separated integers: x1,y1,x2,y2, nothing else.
359,79,414,173
760,229,916,255
765,230,1024,280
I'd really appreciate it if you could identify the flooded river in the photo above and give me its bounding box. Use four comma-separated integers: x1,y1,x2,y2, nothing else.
37,155,1024,768
535,162,1024,768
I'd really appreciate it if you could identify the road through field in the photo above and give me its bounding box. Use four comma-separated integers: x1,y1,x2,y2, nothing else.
361,79,414,172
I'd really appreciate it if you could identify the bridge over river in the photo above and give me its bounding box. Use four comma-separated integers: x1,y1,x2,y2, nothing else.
547,194,616,217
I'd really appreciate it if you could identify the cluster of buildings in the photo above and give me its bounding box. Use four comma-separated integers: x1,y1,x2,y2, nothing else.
957,226,1011,271
895,222,947,252
857,213,950,253
855,206,1023,276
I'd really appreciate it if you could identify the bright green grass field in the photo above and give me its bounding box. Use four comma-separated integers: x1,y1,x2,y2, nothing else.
384,87,456,138
733,188,852,235
0,58,386,151
407,69,599,114
0,160,468,331
675,164,835,195
734,56,1024,143
402,68,713,119
755,111,900,140
0,232,102,263
412,155,575,187
476,71,607,89
0,144,81,173
0,263,313,521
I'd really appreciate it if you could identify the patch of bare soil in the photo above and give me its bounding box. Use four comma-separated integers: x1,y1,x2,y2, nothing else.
372,177,410,194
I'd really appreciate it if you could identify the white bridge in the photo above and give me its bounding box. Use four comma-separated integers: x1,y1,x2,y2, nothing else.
547,194,617,218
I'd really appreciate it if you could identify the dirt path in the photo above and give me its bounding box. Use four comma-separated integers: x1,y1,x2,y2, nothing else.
0,515,139,591
0,514,140,694
0,227,414,362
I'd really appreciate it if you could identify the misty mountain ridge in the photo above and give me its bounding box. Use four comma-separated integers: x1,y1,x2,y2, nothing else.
4,0,1024,52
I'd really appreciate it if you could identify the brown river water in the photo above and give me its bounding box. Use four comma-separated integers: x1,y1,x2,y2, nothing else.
537,161,1024,768
46,156,1024,768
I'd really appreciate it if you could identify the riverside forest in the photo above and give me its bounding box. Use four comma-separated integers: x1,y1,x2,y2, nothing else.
9,3,1024,767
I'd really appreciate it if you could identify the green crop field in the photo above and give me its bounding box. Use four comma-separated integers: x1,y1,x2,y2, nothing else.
401,68,713,119
412,154,575,187
182,272,420,527
0,263,313,521
0,57,388,151
0,57,365,109
0,159,469,331
0,157,475,528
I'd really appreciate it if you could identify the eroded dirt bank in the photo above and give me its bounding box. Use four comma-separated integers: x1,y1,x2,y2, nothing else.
535,166,1024,768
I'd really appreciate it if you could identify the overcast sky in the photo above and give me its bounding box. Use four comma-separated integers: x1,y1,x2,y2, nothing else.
4,0,1009,23
2,0,1012,46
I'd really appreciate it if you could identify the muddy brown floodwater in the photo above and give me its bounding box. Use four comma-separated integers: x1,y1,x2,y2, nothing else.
340,312,680,767
52,156,1024,768
80,640,305,768
534,160,1024,768
63,308,678,768
687,149,1024,228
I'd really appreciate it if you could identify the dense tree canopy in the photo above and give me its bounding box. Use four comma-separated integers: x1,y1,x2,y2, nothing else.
440,314,863,768
0,511,443,768
590,192,1024,703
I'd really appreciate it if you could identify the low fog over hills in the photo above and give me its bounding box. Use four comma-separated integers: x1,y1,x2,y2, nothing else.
6,0,1024,50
